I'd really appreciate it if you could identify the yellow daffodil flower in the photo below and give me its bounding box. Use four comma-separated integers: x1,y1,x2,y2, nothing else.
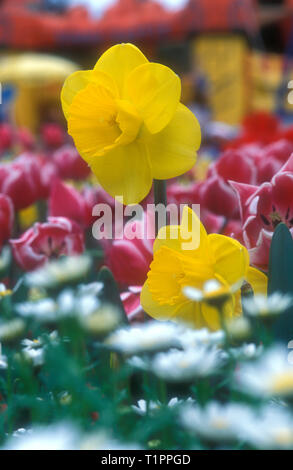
61,43,201,204
141,206,267,330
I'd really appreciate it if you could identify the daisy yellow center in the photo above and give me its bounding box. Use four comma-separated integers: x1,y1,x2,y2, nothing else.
271,373,293,395
0,289,12,297
274,429,293,445
211,418,229,430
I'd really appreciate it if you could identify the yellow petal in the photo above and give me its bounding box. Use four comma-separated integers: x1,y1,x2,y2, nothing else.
68,82,120,161
202,294,239,331
115,99,142,146
61,69,118,120
147,104,200,178
154,206,208,255
208,234,249,286
246,267,268,295
141,280,207,328
89,140,152,205
94,43,148,96
125,62,181,134
147,246,184,305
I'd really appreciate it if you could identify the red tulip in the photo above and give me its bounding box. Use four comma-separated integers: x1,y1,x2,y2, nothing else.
52,145,90,181
242,111,280,144
201,175,239,219
10,217,84,271
0,153,59,209
264,139,293,163
256,154,282,185
214,148,257,184
17,128,36,151
38,159,59,199
0,123,13,154
121,286,144,322
104,212,155,288
231,154,293,270
49,179,90,228
226,112,281,148
41,123,65,149
0,194,14,248
0,154,41,210
167,181,200,206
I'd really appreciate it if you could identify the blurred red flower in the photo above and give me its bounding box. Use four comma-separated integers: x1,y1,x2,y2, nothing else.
104,212,155,288
16,128,36,151
226,111,281,148
0,194,14,249
0,153,58,209
231,154,293,271
52,145,90,180
49,179,91,228
10,216,84,271
0,123,13,154
121,286,144,322
41,123,65,149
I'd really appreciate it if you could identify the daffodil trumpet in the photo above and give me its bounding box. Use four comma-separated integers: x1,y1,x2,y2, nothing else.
141,206,268,331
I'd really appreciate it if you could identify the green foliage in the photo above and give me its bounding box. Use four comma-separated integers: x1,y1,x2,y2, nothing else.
268,223,293,342
97,266,128,323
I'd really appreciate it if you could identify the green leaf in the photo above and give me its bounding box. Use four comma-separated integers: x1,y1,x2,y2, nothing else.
268,223,293,341
97,266,128,324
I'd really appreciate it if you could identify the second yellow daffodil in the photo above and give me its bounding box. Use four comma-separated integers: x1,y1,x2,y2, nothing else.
141,206,268,330
61,43,201,204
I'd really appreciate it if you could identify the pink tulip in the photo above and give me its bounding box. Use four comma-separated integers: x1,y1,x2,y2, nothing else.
10,217,84,271
121,286,144,322
49,179,91,228
105,212,155,288
17,128,36,151
231,154,293,270
41,123,65,149
0,123,13,154
0,154,42,210
52,145,90,181
0,194,14,249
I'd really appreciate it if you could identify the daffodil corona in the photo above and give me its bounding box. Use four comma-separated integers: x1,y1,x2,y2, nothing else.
141,207,267,330
61,44,201,204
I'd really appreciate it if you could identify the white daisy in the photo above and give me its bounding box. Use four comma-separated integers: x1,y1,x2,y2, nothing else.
151,346,224,382
79,430,141,450
179,328,225,350
180,401,254,442
132,397,195,415
0,343,7,370
230,343,263,361
15,299,57,322
16,286,101,323
240,404,293,449
243,293,293,318
0,319,25,342
81,305,121,335
105,321,181,356
21,331,58,367
25,255,92,289
2,423,80,450
235,345,293,398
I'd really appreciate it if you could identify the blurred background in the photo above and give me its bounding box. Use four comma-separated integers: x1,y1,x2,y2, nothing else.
0,0,293,136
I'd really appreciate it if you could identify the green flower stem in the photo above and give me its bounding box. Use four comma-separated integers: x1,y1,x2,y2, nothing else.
154,179,167,237
158,378,167,405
